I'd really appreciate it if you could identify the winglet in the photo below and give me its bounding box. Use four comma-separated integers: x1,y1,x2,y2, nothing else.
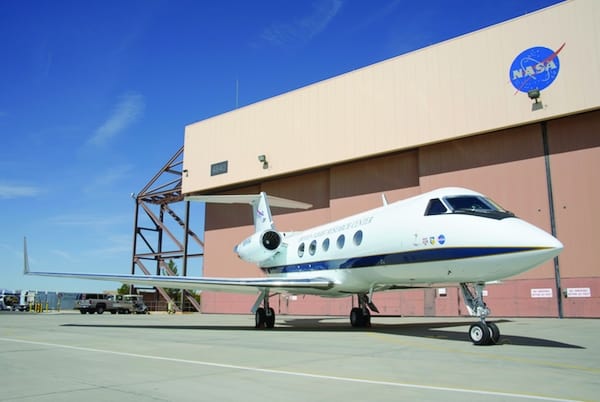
23,237,30,275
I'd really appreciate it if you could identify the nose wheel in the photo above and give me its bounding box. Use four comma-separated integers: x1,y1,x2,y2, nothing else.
469,321,500,345
461,283,501,345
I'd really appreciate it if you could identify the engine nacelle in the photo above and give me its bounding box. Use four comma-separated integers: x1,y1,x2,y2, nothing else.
234,230,283,263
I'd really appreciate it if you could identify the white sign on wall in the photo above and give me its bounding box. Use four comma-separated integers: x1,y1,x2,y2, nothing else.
566,288,591,298
531,288,553,298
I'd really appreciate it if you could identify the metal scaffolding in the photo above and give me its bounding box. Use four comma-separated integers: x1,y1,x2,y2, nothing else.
131,146,204,312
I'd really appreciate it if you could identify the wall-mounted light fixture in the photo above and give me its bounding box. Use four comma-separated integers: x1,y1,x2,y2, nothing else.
258,154,269,169
528,89,543,111
183,169,189,177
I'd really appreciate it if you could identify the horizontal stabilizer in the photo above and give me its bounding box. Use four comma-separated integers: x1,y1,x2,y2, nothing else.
185,194,312,210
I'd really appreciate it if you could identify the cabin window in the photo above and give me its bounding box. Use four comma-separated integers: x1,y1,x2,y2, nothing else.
322,238,330,252
337,234,345,249
297,242,305,258
353,230,363,246
309,240,317,256
425,198,447,215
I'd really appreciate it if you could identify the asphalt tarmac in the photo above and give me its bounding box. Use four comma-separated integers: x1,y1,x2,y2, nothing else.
0,311,598,402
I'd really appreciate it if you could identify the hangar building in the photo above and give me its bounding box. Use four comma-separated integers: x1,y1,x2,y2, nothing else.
180,0,600,318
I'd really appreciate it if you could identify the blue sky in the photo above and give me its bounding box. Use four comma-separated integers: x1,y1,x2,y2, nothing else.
1,0,563,293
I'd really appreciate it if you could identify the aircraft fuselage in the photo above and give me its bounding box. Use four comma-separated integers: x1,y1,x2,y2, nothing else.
253,188,562,296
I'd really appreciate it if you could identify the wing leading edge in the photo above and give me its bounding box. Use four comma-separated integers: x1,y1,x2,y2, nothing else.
24,270,335,294
24,238,333,294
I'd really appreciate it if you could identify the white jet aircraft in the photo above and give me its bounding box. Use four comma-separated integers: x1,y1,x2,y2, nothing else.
24,187,563,345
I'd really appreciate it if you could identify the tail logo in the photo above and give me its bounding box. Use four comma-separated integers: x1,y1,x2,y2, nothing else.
257,209,266,223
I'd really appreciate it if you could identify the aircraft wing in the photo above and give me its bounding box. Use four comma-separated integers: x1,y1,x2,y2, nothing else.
23,238,333,294
24,269,335,294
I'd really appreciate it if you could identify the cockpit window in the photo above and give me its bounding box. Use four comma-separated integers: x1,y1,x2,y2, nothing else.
446,196,490,211
425,198,448,216
444,195,515,219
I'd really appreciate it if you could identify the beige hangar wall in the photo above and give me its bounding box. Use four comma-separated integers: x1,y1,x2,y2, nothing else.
182,0,600,195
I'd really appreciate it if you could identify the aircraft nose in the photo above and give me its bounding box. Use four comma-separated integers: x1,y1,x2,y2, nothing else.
539,232,563,259
511,218,563,257
546,233,563,250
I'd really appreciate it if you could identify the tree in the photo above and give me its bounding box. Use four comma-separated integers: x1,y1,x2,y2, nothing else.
162,259,201,311
117,283,130,295
163,259,181,301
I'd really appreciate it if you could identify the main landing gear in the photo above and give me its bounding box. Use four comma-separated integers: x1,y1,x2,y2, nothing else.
460,283,501,345
254,290,275,329
350,293,379,328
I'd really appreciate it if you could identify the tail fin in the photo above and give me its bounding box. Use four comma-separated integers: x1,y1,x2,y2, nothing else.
185,192,312,233
252,192,274,231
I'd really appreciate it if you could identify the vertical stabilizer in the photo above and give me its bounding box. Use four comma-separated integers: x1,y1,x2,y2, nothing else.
252,192,274,232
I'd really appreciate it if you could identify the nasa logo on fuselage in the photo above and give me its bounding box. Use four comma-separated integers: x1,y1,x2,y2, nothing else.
509,43,565,93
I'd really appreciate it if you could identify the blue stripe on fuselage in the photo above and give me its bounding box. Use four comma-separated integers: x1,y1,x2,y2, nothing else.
263,247,539,274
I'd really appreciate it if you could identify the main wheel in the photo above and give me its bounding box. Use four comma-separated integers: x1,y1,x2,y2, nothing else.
255,307,266,328
487,322,500,344
363,309,371,327
469,322,491,345
96,306,105,314
265,307,275,328
350,307,367,327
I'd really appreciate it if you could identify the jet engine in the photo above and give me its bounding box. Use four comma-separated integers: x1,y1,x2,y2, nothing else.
234,230,283,263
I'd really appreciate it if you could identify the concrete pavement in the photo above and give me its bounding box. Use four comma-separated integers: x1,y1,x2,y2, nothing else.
0,312,598,401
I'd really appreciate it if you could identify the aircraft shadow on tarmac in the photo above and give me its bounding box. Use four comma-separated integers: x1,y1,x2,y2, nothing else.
61,317,583,349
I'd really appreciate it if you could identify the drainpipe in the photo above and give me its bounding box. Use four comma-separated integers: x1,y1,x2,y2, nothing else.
541,121,563,318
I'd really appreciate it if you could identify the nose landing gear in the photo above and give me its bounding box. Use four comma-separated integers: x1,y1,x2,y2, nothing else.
461,283,501,345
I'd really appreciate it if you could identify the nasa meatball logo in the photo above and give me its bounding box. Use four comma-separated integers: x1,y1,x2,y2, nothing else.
510,43,565,93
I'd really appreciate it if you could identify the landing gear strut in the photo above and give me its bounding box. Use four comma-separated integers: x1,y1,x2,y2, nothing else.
350,293,379,328
254,290,275,329
460,283,500,345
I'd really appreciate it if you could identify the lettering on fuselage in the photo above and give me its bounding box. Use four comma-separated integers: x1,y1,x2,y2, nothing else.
299,216,373,242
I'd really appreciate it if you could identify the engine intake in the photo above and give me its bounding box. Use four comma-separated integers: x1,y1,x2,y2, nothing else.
235,230,283,263
261,230,281,250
